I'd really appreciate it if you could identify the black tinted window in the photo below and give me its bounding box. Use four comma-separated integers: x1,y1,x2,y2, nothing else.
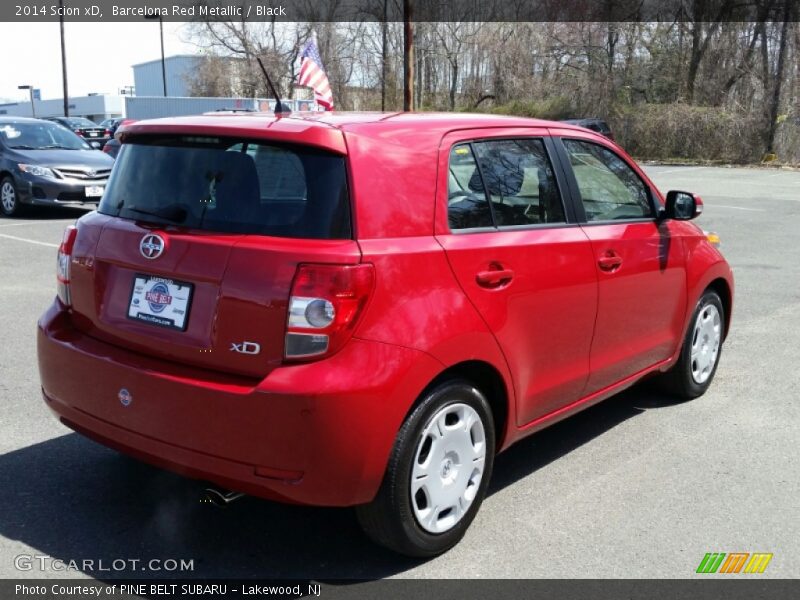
99,136,350,239
563,139,652,221
472,139,565,226
447,144,493,230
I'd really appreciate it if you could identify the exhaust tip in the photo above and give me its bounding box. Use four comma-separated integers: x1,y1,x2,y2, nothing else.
202,487,245,507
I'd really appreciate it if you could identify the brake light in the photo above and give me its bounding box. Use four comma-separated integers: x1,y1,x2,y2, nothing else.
104,129,111,136
56,225,77,307
285,264,374,361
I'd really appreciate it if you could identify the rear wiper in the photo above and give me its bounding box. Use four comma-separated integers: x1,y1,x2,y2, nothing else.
123,204,187,223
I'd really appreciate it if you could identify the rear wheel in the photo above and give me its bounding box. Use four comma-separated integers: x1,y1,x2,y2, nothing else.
659,290,725,399
1,176,22,217
356,379,495,557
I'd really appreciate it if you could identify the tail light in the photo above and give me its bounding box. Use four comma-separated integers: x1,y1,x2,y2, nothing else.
56,225,77,307
104,129,112,136
285,264,374,361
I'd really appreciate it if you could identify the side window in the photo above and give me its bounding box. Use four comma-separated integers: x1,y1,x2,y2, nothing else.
472,139,565,227
562,139,653,221
447,144,493,230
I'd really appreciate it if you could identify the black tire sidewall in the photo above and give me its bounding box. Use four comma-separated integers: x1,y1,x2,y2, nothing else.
387,380,496,557
678,291,725,397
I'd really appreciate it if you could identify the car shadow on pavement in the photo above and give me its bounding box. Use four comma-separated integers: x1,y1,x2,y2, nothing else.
0,382,681,582
488,381,683,495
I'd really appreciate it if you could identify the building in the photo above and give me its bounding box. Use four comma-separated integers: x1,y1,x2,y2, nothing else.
0,54,320,123
0,94,124,122
132,55,202,97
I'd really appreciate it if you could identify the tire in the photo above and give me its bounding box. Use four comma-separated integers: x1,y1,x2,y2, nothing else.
1,175,23,217
659,290,725,399
356,379,496,557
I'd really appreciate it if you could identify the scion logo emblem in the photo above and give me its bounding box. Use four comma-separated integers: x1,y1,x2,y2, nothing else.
118,388,133,407
139,234,165,259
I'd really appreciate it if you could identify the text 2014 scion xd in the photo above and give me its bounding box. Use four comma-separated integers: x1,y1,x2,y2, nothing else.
37,112,733,557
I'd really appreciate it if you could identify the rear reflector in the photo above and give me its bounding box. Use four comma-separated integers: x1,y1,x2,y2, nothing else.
285,264,374,361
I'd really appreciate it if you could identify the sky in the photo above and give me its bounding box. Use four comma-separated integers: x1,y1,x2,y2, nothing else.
0,22,197,102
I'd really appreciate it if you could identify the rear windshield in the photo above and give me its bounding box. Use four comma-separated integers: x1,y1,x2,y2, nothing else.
98,135,351,239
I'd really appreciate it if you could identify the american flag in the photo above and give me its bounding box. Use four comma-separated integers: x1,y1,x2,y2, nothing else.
298,35,334,110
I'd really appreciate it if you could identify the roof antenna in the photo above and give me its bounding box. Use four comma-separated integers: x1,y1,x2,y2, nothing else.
256,57,291,116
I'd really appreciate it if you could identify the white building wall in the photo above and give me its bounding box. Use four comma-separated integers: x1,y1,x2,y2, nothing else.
0,95,125,122
133,56,201,97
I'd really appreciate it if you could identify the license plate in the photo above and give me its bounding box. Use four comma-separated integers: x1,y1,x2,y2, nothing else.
85,185,104,197
128,274,193,331
89,132,98,137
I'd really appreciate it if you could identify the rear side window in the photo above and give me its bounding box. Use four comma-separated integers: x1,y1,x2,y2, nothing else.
99,136,351,239
447,138,565,231
562,139,652,221
472,139,565,226
447,144,493,230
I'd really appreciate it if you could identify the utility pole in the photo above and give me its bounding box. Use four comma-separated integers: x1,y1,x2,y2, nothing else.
59,0,69,116
18,86,36,118
381,0,387,111
403,0,414,111
145,11,168,96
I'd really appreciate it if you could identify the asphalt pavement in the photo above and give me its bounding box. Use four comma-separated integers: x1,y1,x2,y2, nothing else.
0,166,798,581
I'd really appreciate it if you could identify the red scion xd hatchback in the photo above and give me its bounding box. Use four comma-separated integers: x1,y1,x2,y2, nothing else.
37,112,733,557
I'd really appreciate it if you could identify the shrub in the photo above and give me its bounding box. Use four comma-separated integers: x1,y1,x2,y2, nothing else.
612,103,763,164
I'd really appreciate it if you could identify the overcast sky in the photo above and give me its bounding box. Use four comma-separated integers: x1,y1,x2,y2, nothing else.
0,22,197,102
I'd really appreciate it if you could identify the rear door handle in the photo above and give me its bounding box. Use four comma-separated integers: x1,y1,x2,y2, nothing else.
597,252,623,271
476,267,514,287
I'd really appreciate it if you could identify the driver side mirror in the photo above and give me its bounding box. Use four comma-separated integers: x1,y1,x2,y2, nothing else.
664,190,703,220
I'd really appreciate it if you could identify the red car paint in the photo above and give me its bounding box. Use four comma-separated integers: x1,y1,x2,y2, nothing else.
37,112,733,506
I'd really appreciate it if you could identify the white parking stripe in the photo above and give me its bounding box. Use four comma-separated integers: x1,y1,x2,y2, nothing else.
0,233,58,248
711,204,766,212
0,219,74,228
646,166,707,174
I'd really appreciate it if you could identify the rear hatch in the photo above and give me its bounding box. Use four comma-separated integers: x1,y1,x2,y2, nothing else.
68,131,356,379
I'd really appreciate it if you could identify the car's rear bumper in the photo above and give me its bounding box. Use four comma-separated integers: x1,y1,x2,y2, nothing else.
37,301,443,506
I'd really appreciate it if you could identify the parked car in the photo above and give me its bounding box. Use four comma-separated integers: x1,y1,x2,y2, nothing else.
561,117,614,140
99,117,136,138
101,137,121,159
45,116,111,147
37,112,733,557
102,120,136,160
0,117,115,216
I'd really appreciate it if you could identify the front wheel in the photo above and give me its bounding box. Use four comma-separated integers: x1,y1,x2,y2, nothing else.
356,379,496,557
1,176,22,217
659,290,725,399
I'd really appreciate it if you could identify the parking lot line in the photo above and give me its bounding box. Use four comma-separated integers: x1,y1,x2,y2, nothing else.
646,166,707,174
711,204,766,212
0,233,58,248
0,219,75,229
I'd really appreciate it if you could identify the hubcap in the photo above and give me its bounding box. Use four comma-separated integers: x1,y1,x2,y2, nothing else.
690,303,722,384
1,182,16,213
411,402,486,534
